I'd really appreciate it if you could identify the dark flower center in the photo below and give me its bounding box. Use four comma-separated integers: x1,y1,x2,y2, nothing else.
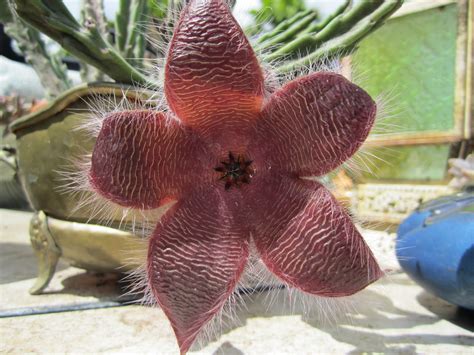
214,152,253,190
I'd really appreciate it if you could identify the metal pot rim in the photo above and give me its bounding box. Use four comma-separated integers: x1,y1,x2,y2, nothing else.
9,82,152,134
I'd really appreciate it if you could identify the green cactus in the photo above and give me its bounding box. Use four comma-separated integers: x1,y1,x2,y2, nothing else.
10,0,153,87
79,0,109,82
298,0,352,36
115,0,148,68
256,9,313,44
258,0,403,73
255,10,319,52
249,0,307,35
2,0,403,92
1,0,71,98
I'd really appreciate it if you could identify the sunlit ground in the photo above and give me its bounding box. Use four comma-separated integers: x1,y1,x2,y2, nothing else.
1,209,472,354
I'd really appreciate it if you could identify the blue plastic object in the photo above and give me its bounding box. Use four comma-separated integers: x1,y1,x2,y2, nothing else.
396,192,474,310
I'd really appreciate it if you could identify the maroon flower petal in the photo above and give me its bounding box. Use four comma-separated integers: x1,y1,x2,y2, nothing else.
147,188,249,354
249,175,382,297
252,72,376,177
165,0,264,144
90,111,210,209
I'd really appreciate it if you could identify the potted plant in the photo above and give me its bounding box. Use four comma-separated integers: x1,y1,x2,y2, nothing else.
4,0,402,297
4,0,411,352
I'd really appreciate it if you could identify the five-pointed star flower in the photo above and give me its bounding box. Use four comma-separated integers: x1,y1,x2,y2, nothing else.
88,0,382,353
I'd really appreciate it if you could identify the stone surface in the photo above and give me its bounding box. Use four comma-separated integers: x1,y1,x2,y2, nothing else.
1,209,473,354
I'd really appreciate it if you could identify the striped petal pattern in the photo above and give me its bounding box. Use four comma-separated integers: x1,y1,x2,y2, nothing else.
165,0,264,147
147,188,249,354
90,111,210,209
252,72,376,177
87,1,383,352
248,175,382,297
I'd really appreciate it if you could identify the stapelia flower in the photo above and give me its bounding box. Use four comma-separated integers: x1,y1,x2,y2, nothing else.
88,0,382,352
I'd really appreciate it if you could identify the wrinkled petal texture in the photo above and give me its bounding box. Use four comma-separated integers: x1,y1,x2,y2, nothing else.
90,111,209,209
147,188,249,354
252,72,376,177
165,0,264,144
248,175,382,297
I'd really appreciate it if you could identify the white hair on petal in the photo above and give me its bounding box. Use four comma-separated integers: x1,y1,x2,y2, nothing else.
55,83,174,238
256,40,403,241
53,2,408,349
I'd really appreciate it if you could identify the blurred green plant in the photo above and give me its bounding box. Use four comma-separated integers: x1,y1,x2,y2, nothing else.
115,0,148,68
79,0,109,82
10,0,153,87
254,0,403,73
0,0,403,96
0,0,71,97
0,0,178,93
249,0,307,35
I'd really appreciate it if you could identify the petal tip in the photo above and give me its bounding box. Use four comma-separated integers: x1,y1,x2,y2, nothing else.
250,176,384,298
146,189,249,354
164,0,264,137
255,71,377,177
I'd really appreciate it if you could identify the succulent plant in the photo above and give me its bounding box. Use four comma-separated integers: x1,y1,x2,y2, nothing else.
78,1,395,352
2,0,402,93
2,0,405,352
0,0,71,98
256,0,403,73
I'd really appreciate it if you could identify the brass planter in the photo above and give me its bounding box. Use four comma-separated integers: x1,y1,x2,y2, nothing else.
0,127,29,209
10,83,150,294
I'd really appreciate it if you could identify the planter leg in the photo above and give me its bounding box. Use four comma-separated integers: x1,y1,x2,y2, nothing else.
29,211,61,295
